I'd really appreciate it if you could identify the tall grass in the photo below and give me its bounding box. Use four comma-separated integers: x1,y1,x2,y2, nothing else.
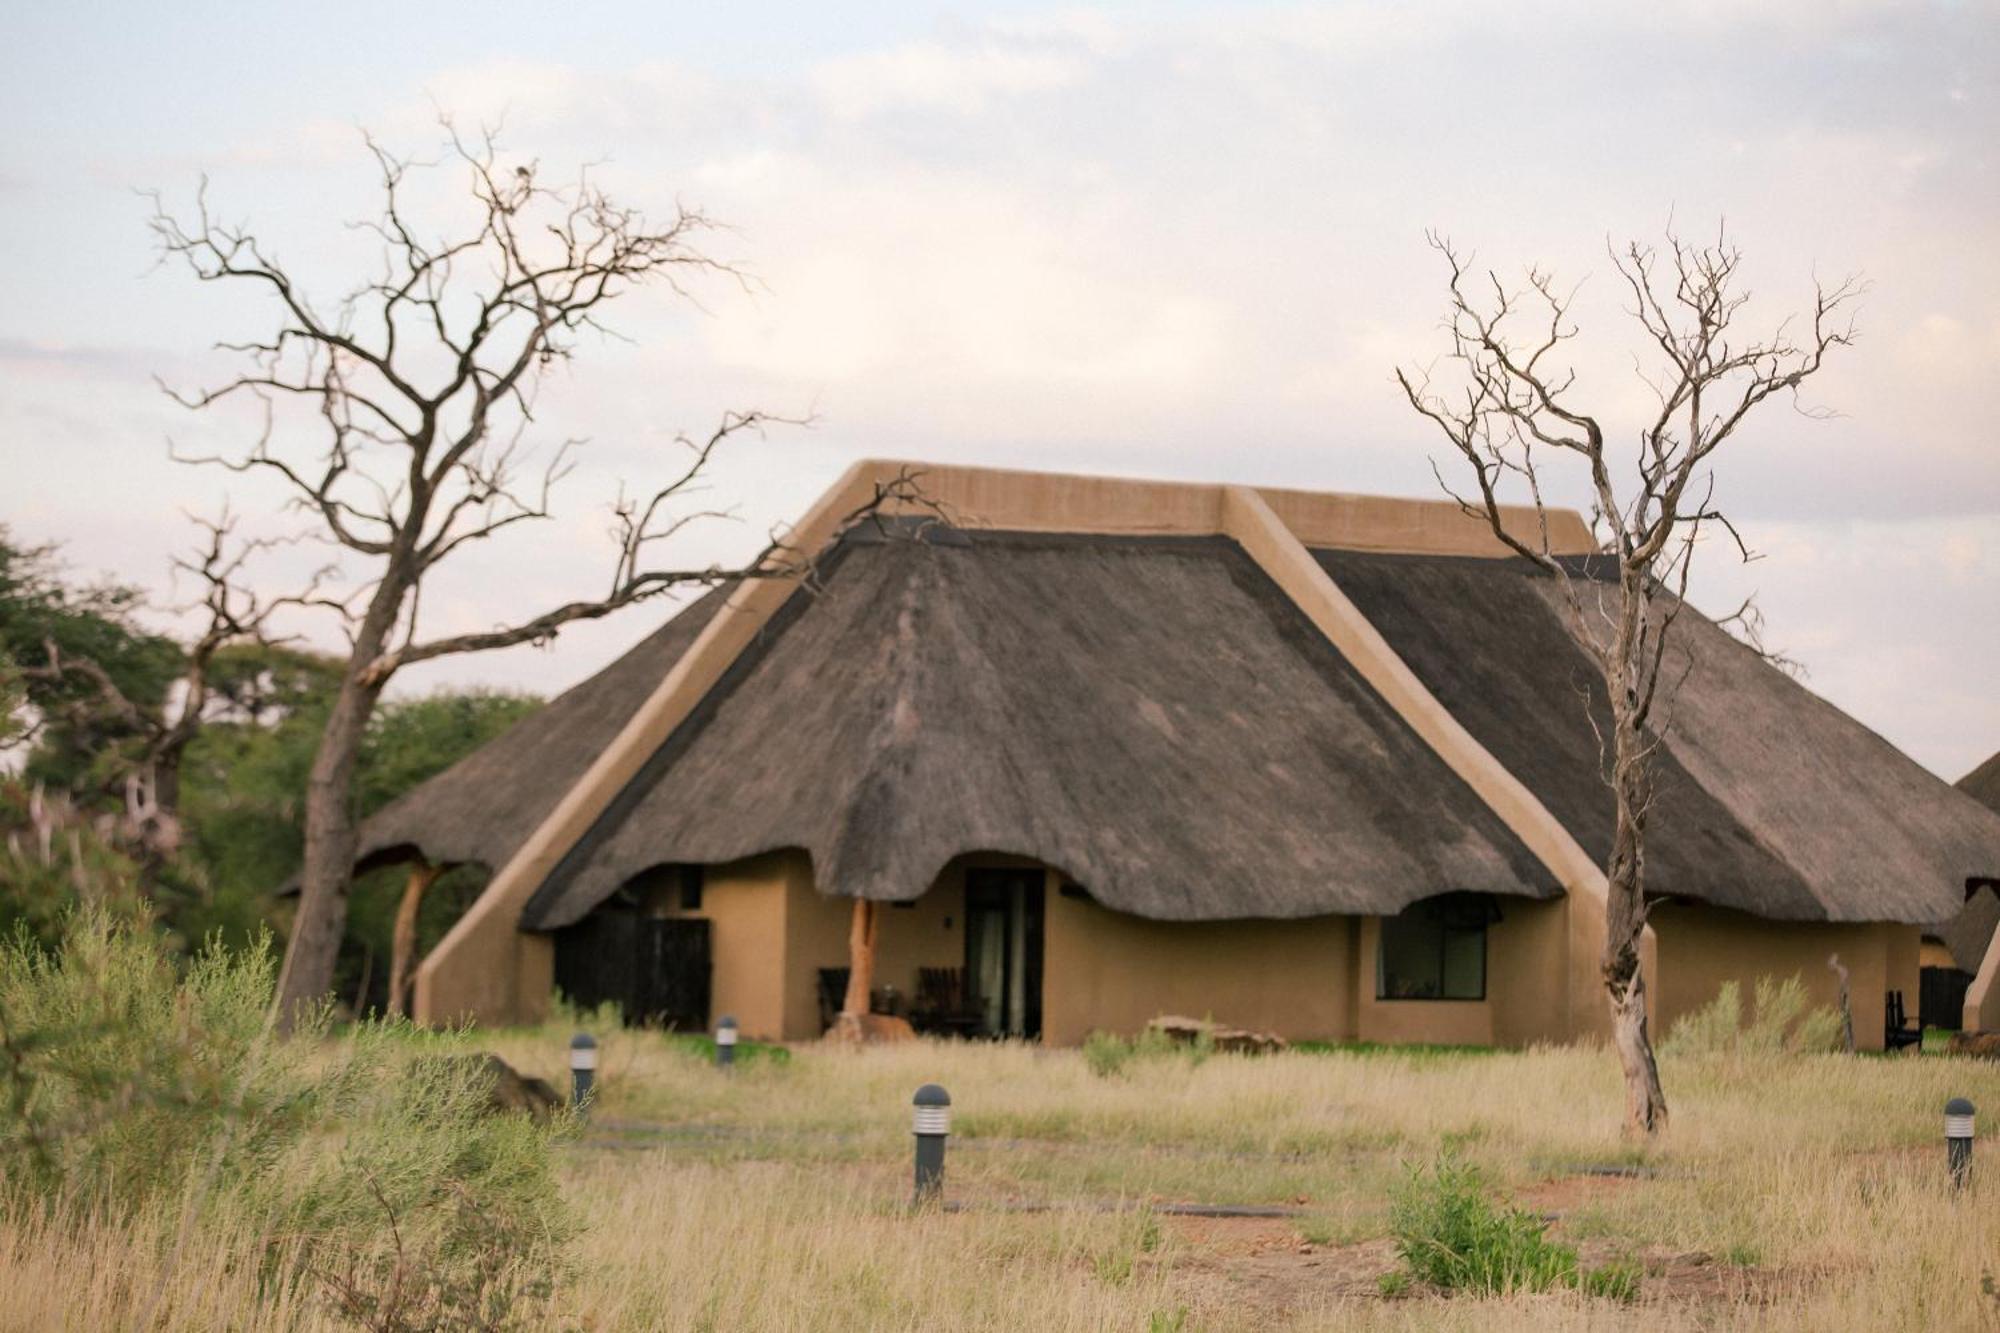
1661,975,1845,1058
0,912,574,1331
3,957,1998,1328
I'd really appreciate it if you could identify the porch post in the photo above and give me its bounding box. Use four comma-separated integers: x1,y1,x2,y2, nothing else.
388,861,444,1020
841,896,878,1020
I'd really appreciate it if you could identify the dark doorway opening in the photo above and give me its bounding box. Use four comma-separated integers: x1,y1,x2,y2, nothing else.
552,908,711,1030
964,868,1044,1039
1920,966,1973,1032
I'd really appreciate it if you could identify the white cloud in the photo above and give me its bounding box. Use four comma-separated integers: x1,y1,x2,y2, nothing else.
8,0,1998,775
812,40,1089,119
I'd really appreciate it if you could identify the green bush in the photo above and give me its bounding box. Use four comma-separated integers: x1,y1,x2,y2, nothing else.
1080,1025,1211,1079
1579,1257,1643,1302
1082,1030,1134,1078
1661,974,1844,1057
0,909,576,1329
1387,1154,1642,1302
1389,1154,1578,1294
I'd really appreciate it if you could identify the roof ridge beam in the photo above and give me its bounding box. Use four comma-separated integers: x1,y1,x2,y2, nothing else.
415,459,910,1025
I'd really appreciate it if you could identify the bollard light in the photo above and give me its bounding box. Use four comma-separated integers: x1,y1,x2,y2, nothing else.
1946,1097,1975,1192
570,1033,598,1112
912,1083,951,1206
716,1015,739,1069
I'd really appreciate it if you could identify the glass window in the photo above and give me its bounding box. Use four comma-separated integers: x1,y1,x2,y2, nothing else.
1376,894,1493,1000
677,864,704,912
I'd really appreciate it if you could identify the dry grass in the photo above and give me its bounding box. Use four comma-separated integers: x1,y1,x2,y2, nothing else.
6,1032,1999,1330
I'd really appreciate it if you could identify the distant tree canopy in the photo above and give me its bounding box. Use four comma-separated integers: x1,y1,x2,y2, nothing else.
0,526,543,979
0,527,183,796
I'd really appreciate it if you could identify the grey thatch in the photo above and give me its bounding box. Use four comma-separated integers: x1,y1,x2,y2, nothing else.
1931,754,2000,971
521,529,1556,928
350,587,729,875
1934,888,1999,974
1963,752,2000,818
1320,551,2000,924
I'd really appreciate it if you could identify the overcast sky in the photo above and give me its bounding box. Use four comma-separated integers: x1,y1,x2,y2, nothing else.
4,1,1995,779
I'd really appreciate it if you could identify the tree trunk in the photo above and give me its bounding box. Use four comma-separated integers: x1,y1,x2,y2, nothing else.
1603,655,1669,1136
1828,953,1855,1053
388,862,443,1020
841,897,878,1018
1604,844,1668,1134
273,632,392,1029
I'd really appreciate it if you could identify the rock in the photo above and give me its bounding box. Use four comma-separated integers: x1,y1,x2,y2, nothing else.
826,1012,918,1045
433,1053,563,1117
1146,1014,1288,1055
1945,1030,2000,1059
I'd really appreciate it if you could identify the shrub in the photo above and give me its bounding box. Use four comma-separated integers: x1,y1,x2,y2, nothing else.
0,909,576,1329
1082,1030,1134,1078
1080,1025,1209,1079
1388,1153,1578,1294
1662,974,1844,1057
1579,1257,1643,1302
1387,1154,1642,1302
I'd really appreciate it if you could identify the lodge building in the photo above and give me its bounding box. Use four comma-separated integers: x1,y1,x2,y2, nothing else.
344,463,2000,1049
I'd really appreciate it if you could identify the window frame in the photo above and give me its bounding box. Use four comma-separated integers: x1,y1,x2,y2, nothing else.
1374,893,1495,1002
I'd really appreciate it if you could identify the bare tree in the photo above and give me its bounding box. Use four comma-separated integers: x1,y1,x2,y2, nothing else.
151,123,912,1026
1396,225,1858,1135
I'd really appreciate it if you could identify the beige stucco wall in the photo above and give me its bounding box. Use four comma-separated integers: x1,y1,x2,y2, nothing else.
642,851,800,1041
1043,890,1358,1047
1649,903,1919,1051
1043,889,1594,1049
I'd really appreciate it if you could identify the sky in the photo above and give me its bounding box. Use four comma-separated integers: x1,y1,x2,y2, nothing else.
3,1,1996,779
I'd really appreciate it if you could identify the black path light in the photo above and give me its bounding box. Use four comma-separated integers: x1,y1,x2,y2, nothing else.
570,1032,598,1112
912,1083,952,1206
716,1015,739,1069
1946,1097,1975,1192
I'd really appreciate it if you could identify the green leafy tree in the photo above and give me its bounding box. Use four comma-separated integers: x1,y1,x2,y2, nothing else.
178,682,540,1008
0,527,182,798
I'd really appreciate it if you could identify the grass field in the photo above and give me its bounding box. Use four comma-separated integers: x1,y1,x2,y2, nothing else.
6,1027,1998,1331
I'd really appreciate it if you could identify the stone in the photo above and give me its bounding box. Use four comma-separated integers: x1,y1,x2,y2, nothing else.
431,1053,563,1117
1146,1014,1288,1055
1944,1030,2000,1059
826,1012,919,1045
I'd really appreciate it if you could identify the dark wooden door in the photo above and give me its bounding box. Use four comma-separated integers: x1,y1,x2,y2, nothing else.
553,910,711,1031
1920,966,1972,1032
638,917,711,1031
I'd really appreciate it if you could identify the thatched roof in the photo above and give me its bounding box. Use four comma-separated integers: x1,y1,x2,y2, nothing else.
352,496,2000,935
1321,551,2000,924
351,587,728,874
1933,887,1999,974
1928,755,2000,971
1962,752,2000,817
520,528,1556,928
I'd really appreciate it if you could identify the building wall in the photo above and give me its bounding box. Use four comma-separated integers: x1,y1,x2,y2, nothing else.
520,846,1926,1053
643,851,798,1041
1043,889,1358,1046
1649,902,1919,1051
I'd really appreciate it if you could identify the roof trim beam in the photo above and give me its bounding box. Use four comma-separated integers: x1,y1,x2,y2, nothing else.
414,459,908,1024
1966,917,2000,1031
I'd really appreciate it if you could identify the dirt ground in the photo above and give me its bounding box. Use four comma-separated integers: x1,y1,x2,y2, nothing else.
1153,1172,1807,1318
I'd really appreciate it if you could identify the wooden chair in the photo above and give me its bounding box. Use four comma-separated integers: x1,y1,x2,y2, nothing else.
1885,989,1923,1050
817,967,850,1033
914,966,983,1037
